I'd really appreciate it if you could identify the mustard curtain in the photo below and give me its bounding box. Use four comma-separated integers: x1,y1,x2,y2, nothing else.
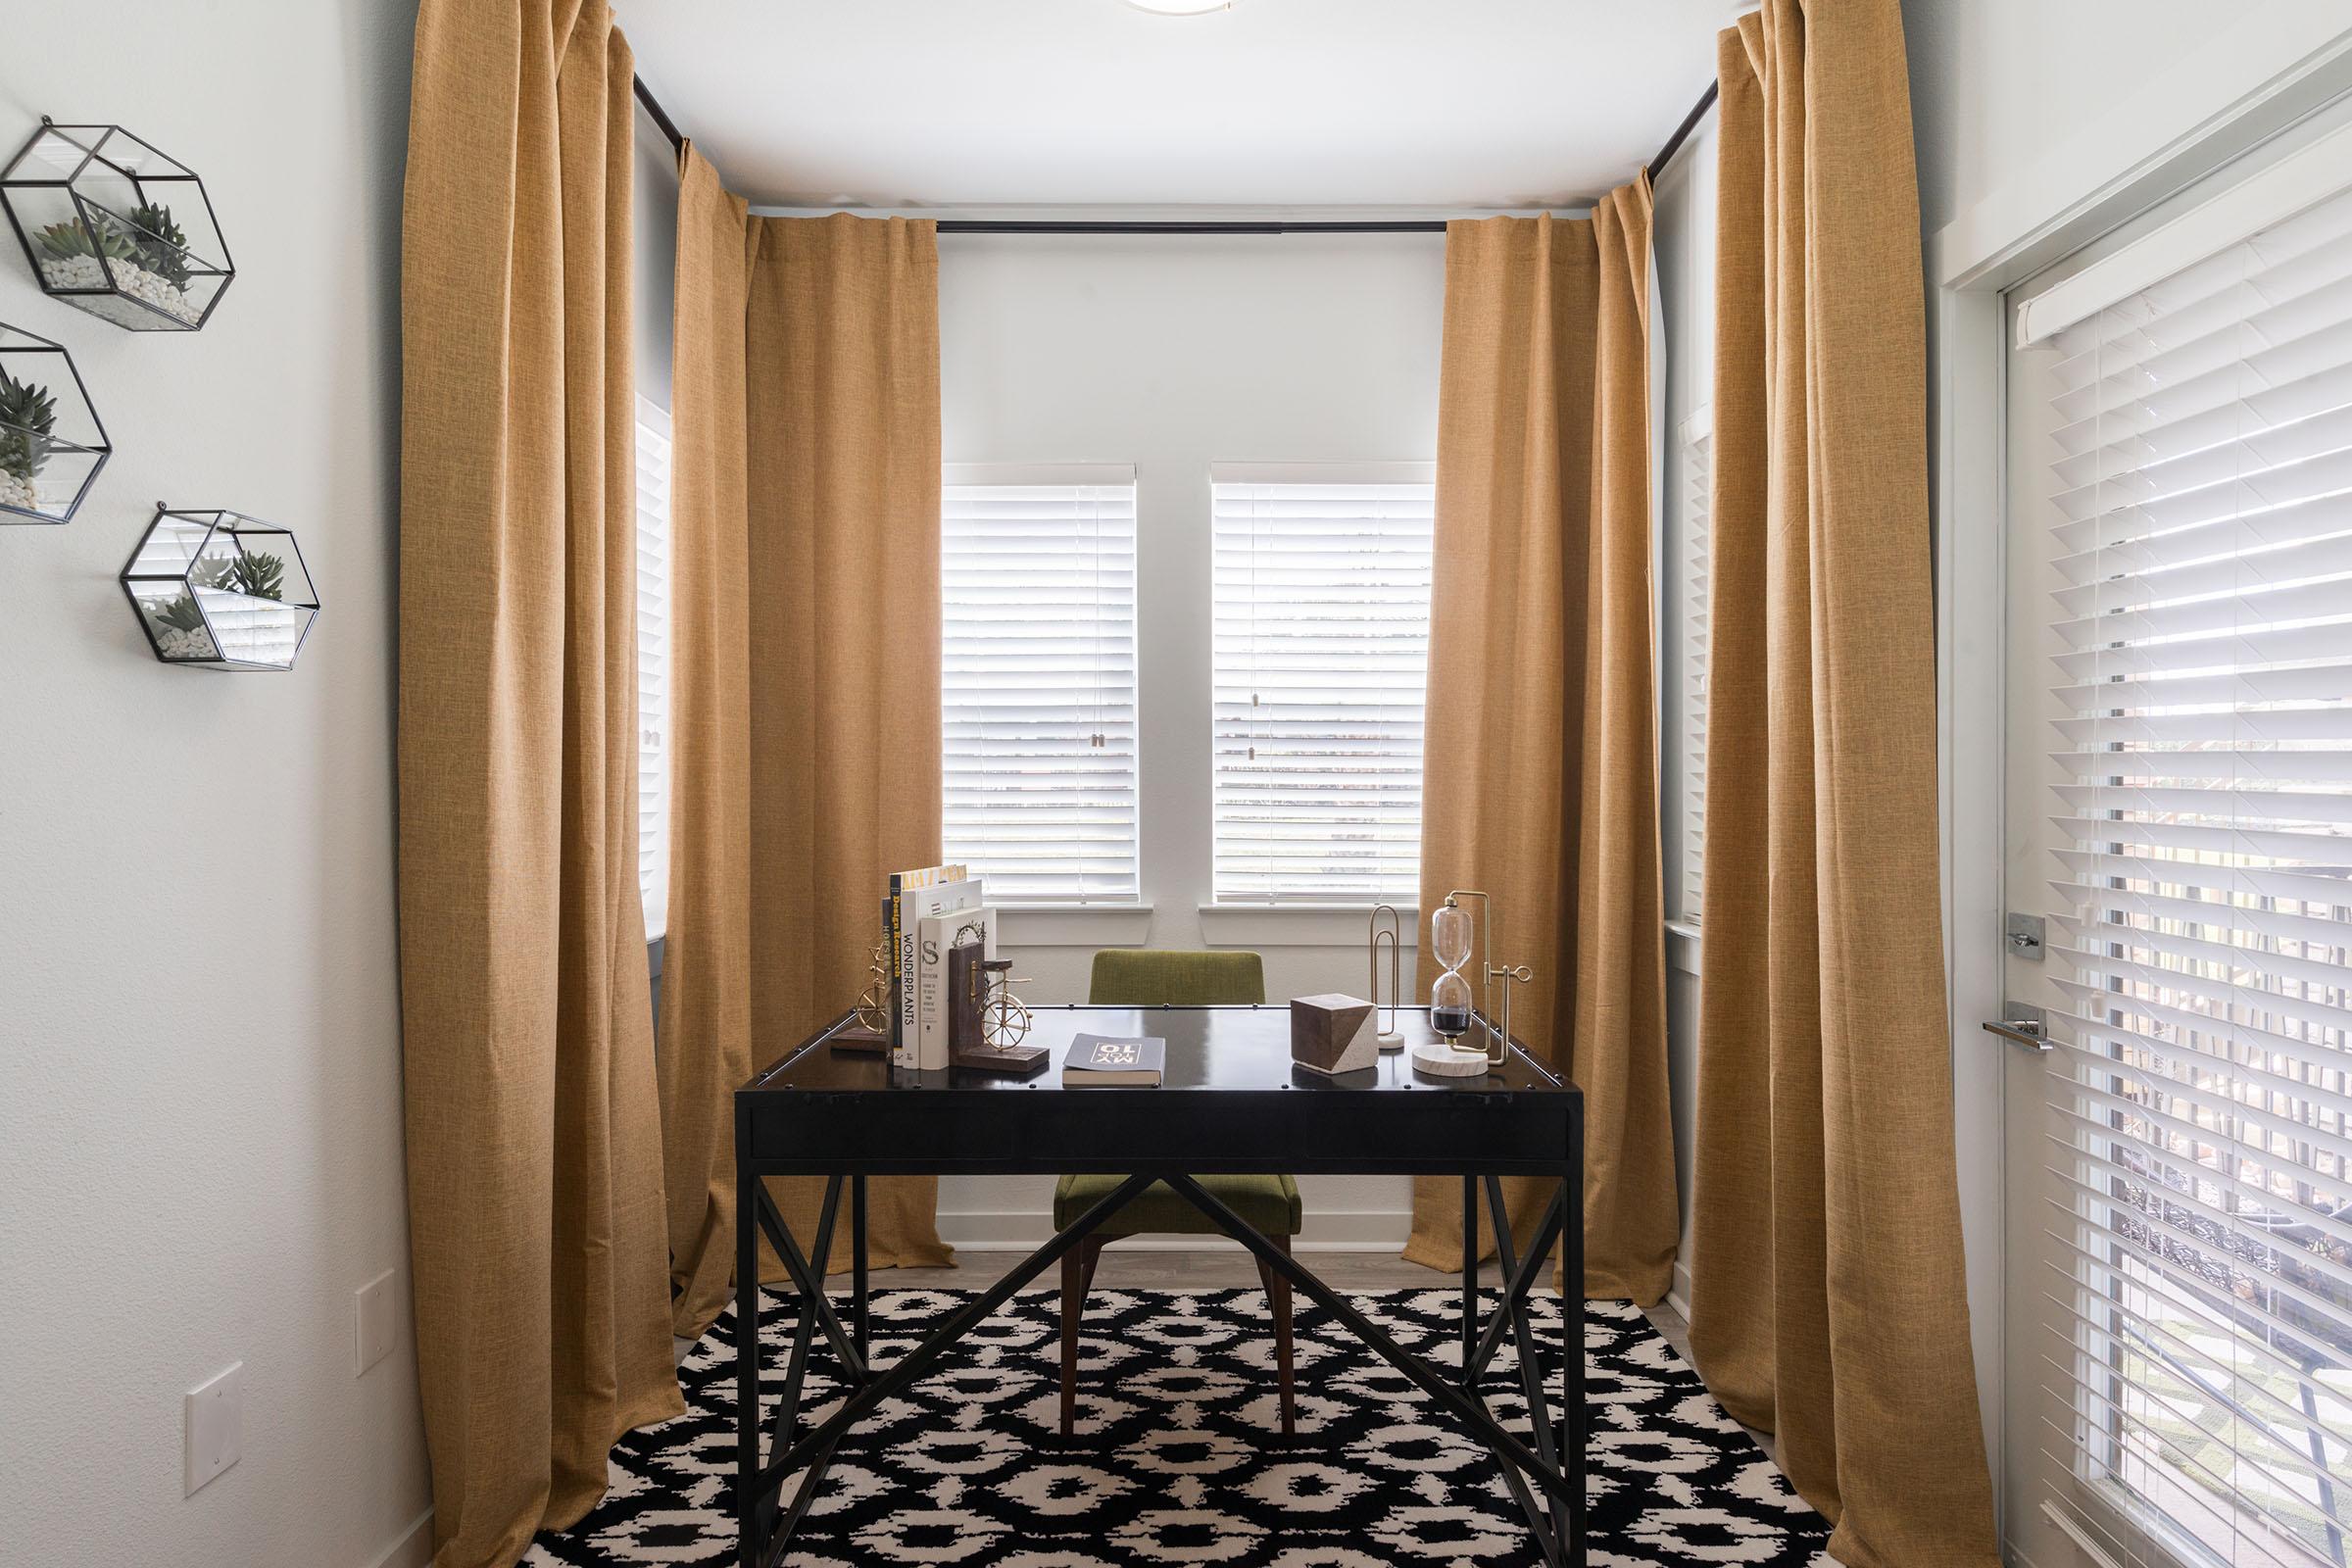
657,148,758,1337
396,3,683,1563
1684,5,1997,1563
660,172,952,1338
1403,189,1678,1305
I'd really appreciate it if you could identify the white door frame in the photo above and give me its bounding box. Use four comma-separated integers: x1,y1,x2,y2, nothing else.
1928,8,2352,1555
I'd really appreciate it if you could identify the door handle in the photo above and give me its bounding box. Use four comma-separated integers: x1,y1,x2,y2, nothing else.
1982,1017,2051,1053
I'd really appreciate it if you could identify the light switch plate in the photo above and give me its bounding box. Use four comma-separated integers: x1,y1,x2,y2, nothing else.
184,1363,243,1496
355,1269,396,1376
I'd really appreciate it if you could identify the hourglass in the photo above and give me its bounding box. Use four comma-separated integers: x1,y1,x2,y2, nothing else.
1411,889,1535,1078
1414,892,1495,1076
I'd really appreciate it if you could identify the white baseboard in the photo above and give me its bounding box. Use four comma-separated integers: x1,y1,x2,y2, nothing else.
363,1509,432,1568
939,1208,1413,1253
1666,1258,1693,1325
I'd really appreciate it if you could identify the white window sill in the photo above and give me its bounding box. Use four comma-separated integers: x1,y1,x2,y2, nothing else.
1197,903,1421,949
1665,918,1701,977
994,903,1155,948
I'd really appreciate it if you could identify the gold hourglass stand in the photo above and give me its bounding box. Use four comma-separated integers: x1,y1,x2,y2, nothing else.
1412,888,1534,1078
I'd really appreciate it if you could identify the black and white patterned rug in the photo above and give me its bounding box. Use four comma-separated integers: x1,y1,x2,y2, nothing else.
529,1287,1831,1566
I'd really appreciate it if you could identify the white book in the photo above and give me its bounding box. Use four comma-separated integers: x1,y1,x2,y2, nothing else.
885,863,965,1068
898,876,980,1066
916,904,997,1070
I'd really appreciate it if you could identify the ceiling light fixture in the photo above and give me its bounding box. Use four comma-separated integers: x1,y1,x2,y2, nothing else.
1126,0,1235,15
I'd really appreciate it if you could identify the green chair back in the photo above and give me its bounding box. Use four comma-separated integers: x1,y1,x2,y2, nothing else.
1088,949,1265,1007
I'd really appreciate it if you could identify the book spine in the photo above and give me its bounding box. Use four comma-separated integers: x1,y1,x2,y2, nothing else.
886,882,906,1066
915,916,946,1071
899,898,919,1046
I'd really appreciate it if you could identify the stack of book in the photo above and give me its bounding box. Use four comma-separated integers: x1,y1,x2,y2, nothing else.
882,863,997,1071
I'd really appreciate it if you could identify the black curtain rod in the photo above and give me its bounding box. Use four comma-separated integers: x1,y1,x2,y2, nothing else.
937,220,1447,235
1646,82,1718,181
634,75,684,153
628,76,1722,227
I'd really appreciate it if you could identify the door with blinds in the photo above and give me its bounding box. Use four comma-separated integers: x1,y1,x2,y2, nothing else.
2001,117,2352,1568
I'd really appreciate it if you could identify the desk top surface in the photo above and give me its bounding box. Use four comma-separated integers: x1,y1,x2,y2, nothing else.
744,1004,1571,1098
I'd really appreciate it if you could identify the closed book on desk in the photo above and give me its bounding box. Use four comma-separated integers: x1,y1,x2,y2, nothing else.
916,902,994,1070
885,863,966,1066
1061,1034,1165,1087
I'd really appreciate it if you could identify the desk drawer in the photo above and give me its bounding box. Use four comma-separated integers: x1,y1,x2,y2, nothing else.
743,1087,1578,1176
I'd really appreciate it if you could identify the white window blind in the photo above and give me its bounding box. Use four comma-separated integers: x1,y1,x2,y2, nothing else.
634,396,671,940
941,464,1139,903
1677,411,1714,923
2024,174,2352,1568
1211,464,1434,903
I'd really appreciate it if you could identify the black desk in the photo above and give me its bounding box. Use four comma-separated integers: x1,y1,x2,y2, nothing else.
734,1004,1585,1568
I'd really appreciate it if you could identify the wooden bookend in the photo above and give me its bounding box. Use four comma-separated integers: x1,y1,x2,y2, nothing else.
947,941,1049,1077
1291,993,1379,1076
832,1022,888,1054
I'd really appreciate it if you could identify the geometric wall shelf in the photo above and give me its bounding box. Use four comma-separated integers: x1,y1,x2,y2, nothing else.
121,508,319,670
1,120,233,332
0,321,109,523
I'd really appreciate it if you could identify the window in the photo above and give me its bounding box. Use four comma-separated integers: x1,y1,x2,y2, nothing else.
1675,410,1713,923
941,465,1139,903
634,395,671,940
1211,464,1435,903
2021,170,2352,1567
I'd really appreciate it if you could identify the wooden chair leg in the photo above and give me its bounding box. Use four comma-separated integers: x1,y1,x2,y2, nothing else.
1271,1236,1296,1438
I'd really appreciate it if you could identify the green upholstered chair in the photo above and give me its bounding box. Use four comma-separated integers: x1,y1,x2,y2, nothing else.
1056,949,1299,1437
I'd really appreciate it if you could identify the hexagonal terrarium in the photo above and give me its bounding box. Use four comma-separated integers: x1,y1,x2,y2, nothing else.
0,322,110,523
1,120,233,331
122,509,319,670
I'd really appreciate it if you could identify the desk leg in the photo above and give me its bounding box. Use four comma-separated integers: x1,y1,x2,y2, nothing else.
735,1142,760,1568
852,1174,869,1364
1484,1175,1562,1550
1562,1161,1585,1568
1460,1176,1478,1389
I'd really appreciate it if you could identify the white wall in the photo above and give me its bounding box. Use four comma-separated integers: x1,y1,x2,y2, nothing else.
935,231,1446,1250
634,107,680,417
1905,0,2352,280
0,4,429,1567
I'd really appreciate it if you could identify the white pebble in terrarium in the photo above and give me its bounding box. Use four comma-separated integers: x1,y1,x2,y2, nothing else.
36,254,105,291
32,208,204,326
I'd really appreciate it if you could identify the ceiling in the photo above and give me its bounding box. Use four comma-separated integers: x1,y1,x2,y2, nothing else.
624,0,1736,211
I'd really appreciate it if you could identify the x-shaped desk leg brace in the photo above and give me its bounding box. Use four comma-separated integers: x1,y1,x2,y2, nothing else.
1157,1174,1584,1568
734,1173,1160,1568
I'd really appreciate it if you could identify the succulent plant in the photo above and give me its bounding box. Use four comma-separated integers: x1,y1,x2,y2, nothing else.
123,201,194,290
35,217,140,266
150,593,207,633
190,549,286,601
0,366,57,483
224,549,285,601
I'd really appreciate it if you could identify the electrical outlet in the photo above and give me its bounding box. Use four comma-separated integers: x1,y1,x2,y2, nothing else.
184,1363,243,1496
355,1270,396,1376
